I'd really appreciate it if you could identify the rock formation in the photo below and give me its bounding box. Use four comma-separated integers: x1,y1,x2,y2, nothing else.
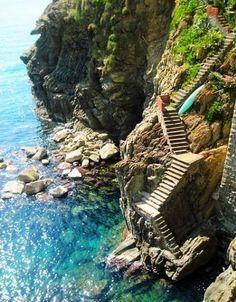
23,0,236,298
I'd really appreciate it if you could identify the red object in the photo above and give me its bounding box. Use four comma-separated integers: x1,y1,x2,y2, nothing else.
207,5,219,17
156,95,170,111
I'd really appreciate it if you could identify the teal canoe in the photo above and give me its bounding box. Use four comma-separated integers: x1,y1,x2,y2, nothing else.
178,84,205,116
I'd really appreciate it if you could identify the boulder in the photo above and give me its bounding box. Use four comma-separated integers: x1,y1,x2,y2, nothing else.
53,129,70,142
65,149,83,163
204,267,236,302
49,186,68,198
18,166,39,183
24,179,50,195
107,234,140,272
2,181,24,194
89,153,100,163
164,234,217,281
32,147,47,160
68,168,82,179
100,143,119,160
21,146,38,158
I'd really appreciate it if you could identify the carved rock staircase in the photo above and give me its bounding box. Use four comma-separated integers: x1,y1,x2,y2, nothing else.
171,16,236,107
134,153,203,258
162,108,189,154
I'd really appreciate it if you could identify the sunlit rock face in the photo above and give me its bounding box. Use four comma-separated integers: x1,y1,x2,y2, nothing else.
23,0,174,139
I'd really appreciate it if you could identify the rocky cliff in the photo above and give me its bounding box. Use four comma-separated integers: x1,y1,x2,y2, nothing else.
22,0,174,139
24,0,236,300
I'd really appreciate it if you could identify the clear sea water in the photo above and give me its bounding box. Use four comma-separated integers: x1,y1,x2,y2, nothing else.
0,0,214,301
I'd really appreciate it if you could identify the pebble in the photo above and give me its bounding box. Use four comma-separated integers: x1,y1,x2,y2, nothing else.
42,159,50,165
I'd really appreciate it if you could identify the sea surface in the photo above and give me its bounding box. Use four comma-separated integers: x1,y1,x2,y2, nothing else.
0,0,213,301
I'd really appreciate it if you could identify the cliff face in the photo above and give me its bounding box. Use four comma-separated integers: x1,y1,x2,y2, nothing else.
22,0,174,139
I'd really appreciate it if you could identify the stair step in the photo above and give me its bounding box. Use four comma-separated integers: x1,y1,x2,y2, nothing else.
164,233,175,241
172,143,190,150
162,179,177,188
134,202,159,217
171,163,188,173
172,158,189,166
153,188,169,199
158,186,172,196
146,195,163,206
165,170,183,180
167,130,186,136
161,229,172,236
165,119,182,124
166,124,185,130
174,149,189,154
163,174,179,184
164,112,178,118
151,192,166,203
159,182,175,192
168,135,188,146
168,135,187,141
172,145,189,151
163,113,180,119
169,138,188,144
144,198,162,210
168,167,185,177
171,96,183,103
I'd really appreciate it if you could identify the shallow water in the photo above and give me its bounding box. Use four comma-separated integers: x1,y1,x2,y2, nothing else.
0,0,213,301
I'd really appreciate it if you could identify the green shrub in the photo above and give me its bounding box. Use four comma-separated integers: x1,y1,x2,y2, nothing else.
171,0,205,29
206,100,223,123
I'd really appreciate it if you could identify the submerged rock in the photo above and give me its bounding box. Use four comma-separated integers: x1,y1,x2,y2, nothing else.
18,166,39,183
100,143,119,160
49,186,68,198
2,181,24,195
107,234,140,272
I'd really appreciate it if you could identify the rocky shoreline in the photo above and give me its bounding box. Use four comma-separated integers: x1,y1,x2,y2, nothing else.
0,120,120,201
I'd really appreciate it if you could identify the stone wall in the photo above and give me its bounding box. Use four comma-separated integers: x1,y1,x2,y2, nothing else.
220,101,236,234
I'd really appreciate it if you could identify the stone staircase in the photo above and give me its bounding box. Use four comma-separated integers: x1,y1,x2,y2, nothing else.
162,108,189,154
134,153,203,258
133,9,235,260
171,17,236,107
214,14,233,34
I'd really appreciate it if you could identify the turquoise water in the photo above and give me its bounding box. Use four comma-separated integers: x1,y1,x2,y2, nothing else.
0,0,213,301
